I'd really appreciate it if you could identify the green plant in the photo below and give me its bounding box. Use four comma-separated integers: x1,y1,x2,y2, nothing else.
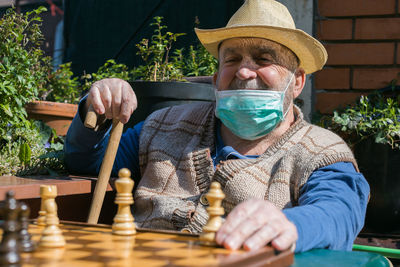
0,6,69,176
322,91,400,149
80,59,131,93
0,121,65,176
173,44,218,77
40,62,81,103
132,16,218,81
132,16,186,81
0,6,50,136
0,6,84,107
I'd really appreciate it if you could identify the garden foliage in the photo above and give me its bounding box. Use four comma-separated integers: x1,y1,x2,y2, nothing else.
324,91,400,149
132,16,217,81
0,9,218,176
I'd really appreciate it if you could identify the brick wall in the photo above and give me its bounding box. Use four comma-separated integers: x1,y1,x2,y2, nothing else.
314,0,400,114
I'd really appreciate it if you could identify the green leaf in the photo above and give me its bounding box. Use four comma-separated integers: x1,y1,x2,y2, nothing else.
18,142,31,165
27,6,47,15
1,104,13,117
33,120,53,145
375,135,386,144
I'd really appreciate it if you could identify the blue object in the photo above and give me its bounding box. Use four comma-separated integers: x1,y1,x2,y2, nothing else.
293,249,391,267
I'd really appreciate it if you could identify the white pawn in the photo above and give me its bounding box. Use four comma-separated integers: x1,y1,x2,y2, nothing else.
199,181,225,246
112,168,136,235
39,185,65,248
37,185,48,226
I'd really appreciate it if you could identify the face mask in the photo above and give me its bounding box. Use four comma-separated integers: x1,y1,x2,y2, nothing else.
215,73,294,140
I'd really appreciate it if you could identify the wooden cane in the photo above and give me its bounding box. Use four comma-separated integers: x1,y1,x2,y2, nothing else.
85,105,124,224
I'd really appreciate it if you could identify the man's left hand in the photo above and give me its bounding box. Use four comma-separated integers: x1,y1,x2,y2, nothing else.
215,199,297,251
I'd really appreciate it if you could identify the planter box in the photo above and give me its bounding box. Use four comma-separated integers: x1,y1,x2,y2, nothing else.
354,138,400,233
126,80,215,127
25,101,78,136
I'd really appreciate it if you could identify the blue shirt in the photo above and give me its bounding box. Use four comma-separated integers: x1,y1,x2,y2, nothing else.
64,101,369,253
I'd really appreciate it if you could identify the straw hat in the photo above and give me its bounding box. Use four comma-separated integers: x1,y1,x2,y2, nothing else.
195,0,327,74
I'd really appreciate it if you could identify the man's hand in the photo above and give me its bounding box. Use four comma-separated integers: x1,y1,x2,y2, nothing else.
85,78,137,124
215,199,297,251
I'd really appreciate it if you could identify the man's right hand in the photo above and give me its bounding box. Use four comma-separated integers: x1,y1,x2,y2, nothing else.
85,78,137,124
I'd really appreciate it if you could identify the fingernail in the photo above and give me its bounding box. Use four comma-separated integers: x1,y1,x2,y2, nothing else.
273,239,282,249
244,241,255,250
226,239,239,250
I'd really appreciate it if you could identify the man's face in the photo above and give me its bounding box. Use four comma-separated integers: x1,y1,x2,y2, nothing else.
215,38,296,94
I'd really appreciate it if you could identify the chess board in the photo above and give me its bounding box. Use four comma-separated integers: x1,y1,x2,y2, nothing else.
17,222,293,267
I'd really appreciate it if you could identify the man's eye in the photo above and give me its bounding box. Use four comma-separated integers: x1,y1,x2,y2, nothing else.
224,58,238,63
258,57,271,62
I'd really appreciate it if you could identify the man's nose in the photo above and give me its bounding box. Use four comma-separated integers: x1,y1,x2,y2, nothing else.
236,63,258,80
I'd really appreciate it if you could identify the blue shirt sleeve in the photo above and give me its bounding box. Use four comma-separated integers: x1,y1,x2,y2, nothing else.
64,98,142,183
283,162,370,253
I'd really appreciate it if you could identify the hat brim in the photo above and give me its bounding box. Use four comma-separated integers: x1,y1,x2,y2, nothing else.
195,25,327,74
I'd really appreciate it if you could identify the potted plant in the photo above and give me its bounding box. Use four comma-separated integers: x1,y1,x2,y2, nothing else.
25,62,80,136
126,16,218,126
0,6,83,137
320,86,400,233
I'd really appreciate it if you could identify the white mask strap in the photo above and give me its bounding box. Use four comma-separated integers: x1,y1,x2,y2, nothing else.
282,71,296,118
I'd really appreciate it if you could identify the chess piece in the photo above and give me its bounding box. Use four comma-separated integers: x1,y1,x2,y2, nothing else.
112,168,136,235
199,182,225,246
18,202,35,252
37,185,48,226
0,191,21,266
39,185,66,248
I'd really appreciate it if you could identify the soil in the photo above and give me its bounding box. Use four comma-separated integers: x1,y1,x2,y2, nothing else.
355,234,400,249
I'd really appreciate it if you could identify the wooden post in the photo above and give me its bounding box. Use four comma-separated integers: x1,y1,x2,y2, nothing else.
85,106,124,224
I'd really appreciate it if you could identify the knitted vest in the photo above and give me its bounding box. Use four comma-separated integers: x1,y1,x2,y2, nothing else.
134,102,357,233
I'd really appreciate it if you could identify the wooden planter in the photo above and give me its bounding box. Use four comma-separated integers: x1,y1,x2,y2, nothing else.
25,101,78,136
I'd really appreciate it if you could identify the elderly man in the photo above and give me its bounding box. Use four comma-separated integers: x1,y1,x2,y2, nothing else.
65,0,369,253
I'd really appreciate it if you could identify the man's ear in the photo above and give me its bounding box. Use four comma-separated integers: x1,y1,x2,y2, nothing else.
293,69,305,99
213,72,218,86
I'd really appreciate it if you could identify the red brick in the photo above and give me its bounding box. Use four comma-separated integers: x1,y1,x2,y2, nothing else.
355,18,400,39
317,19,353,40
353,68,400,89
318,0,396,17
315,92,363,114
314,68,351,89
325,43,394,65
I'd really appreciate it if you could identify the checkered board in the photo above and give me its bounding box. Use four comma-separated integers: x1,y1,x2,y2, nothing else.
18,222,293,267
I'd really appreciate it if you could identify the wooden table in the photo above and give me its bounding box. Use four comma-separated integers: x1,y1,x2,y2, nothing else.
0,175,117,224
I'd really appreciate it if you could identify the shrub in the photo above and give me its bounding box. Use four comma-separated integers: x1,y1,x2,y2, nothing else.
0,6,50,136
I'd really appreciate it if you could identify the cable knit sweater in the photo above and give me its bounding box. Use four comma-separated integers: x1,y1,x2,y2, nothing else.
134,102,357,233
